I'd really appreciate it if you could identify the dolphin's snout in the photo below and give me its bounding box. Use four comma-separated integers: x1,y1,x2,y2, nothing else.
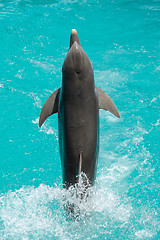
71,29,77,35
69,29,82,73
70,29,81,48
71,42,82,74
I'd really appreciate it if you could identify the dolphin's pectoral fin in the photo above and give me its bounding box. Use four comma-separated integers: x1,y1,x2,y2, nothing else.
96,87,120,118
39,88,60,127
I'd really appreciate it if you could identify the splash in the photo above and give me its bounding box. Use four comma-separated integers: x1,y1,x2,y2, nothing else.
0,169,159,240
0,178,132,240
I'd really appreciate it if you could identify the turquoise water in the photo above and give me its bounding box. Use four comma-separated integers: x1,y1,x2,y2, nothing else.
0,0,160,239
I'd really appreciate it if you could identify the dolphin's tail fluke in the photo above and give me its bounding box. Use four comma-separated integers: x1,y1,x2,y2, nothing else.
78,152,83,180
77,152,89,187
77,152,91,200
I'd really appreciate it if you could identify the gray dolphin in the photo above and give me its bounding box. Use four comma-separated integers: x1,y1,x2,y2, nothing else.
39,29,120,189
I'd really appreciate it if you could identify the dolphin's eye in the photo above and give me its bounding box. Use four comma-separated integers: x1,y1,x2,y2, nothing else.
76,70,81,74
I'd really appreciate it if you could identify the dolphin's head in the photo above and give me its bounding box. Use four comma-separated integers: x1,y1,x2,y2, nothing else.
62,29,92,79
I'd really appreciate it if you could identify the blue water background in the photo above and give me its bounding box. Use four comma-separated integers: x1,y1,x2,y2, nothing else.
0,0,160,239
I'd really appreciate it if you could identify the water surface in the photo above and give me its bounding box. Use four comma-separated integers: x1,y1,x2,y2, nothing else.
0,0,160,239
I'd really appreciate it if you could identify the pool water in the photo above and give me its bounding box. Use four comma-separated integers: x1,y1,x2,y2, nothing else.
0,0,160,239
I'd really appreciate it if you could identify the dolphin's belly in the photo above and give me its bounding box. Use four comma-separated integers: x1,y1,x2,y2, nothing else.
58,93,99,186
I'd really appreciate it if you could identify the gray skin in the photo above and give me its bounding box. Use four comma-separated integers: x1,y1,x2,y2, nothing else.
59,41,99,188
39,29,120,189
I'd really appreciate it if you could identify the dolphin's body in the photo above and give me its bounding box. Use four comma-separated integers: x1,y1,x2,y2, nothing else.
39,29,120,189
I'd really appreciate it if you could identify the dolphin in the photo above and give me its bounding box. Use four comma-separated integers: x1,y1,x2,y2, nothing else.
39,29,120,189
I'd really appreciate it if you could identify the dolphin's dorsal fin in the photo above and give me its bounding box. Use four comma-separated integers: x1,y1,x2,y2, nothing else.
96,87,120,118
39,88,60,127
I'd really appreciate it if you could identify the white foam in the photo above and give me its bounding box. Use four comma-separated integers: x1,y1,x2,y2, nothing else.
0,84,4,88
32,118,39,125
30,59,56,73
39,124,58,139
0,180,132,239
0,165,159,240
0,82,42,109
